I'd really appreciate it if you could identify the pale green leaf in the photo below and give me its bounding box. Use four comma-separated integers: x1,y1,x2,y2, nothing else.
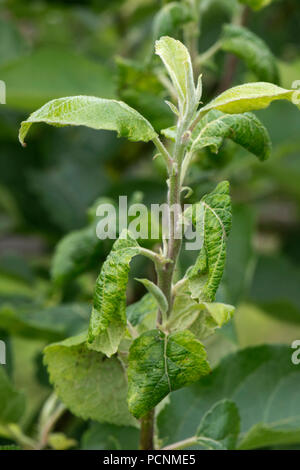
185,181,232,302
167,284,234,340
126,293,157,327
239,0,272,11
196,399,240,450
201,82,297,116
48,433,77,450
88,230,140,357
155,36,196,114
158,345,300,449
191,110,271,161
153,2,192,40
135,278,168,314
19,96,157,146
127,329,210,418
220,24,279,83
44,332,136,427
0,367,25,425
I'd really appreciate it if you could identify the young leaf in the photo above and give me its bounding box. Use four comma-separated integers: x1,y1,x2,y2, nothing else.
88,230,140,357
196,399,240,450
239,0,272,11
135,278,168,315
155,36,196,114
153,2,192,40
220,24,279,84
200,82,298,116
44,332,136,427
167,285,235,340
19,96,157,146
127,329,210,418
191,110,271,161
185,181,232,302
126,293,157,328
0,367,25,425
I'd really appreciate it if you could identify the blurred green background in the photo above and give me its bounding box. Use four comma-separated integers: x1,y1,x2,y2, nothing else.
0,0,300,450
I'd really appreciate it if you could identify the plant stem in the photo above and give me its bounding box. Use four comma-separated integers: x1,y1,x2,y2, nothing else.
162,436,197,450
140,409,155,450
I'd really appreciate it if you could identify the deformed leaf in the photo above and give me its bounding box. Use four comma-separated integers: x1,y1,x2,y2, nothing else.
44,332,136,427
220,24,279,83
167,284,234,340
88,230,140,357
19,96,157,145
0,367,25,425
127,329,210,418
126,293,157,334
239,0,272,11
155,36,196,114
191,110,271,161
186,181,232,302
201,82,298,116
196,399,240,450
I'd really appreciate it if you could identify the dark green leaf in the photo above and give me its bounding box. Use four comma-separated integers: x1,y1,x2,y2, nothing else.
0,368,25,425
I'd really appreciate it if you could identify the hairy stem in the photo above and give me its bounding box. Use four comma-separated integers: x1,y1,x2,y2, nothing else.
140,409,155,450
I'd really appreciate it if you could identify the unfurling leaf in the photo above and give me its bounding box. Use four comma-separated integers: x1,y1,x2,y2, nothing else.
19,96,157,145
239,0,272,11
155,36,197,115
185,181,232,302
88,230,140,357
44,332,136,426
196,399,240,450
135,278,168,315
220,25,279,84
167,285,235,340
200,82,298,116
191,110,271,161
126,293,157,328
127,329,210,418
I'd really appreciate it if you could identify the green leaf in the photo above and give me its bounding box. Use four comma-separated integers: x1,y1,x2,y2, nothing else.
167,286,235,340
126,293,158,328
0,47,116,111
0,367,25,425
220,24,279,84
186,181,232,302
19,96,157,146
201,82,297,116
155,36,197,114
196,399,240,450
44,332,136,427
127,329,210,418
239,0,272,11
51,225,102,285
153,2,192,40
158,345,300,449
81,422,139,450
191,110,271,161
48,433,77,450
88,230,140,357
135,278,168,315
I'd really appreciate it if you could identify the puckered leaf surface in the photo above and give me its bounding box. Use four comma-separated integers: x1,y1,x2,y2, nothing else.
88,230,140,357
220,24,279,83
185,181,232,302
127,329,210,418
19,96,157,145
191,110,271,161
44,332,136,427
